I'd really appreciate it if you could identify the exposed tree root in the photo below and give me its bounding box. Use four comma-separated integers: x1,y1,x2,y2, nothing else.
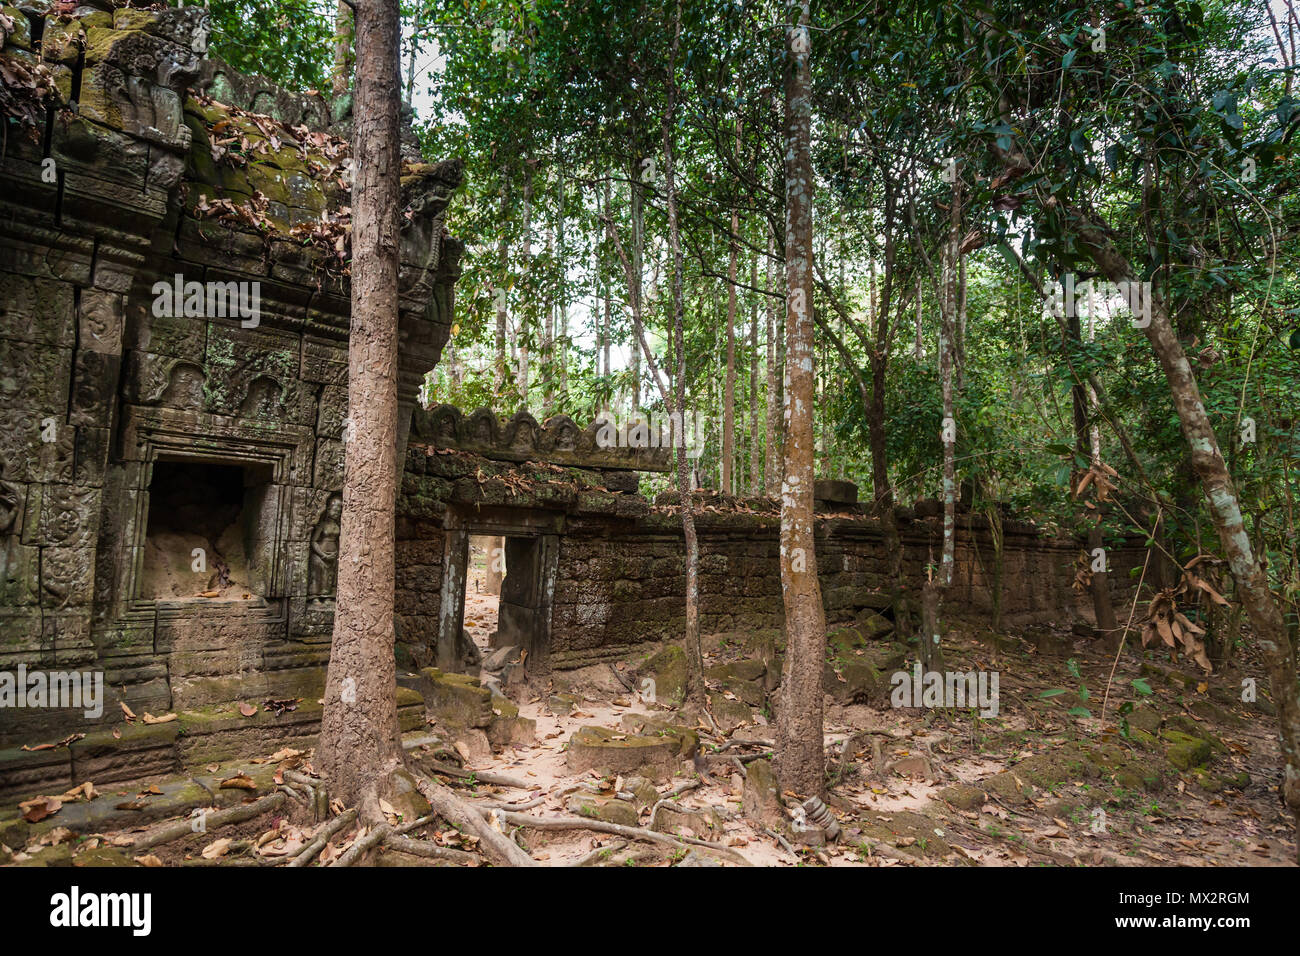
132,792,286,852
573,839,628,866
331,823,390,866
287,807,357,867
413,773,538,866
479,808,751,865
382,833,479,864
421,759,535,790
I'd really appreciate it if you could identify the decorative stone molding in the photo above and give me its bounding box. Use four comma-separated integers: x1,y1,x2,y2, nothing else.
411,405,672,472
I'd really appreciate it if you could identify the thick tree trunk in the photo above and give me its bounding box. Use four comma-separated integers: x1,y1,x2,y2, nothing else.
1076,211,1300,844
775,3,827,798
316,0,405,822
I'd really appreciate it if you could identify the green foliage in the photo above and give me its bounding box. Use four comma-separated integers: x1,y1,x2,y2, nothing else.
208,0,336,93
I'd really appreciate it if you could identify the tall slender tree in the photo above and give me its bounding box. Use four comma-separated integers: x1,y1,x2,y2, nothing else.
775,0,827,797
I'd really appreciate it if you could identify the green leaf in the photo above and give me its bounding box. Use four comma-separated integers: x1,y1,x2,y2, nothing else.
1130,678,1154,696
1067,706,1092,718
1039,689,1068,698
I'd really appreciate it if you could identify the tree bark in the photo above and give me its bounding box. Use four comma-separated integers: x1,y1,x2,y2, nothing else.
748,247,762,496
722,199,739,495
1074,208,1300,842
1068,303,1118,639
495,173,508,397
764,234,781,495
331,1,353,98
316,0,405,823
774,2,827,798
629,158,645,411
516,165,533,408
661,1,704,710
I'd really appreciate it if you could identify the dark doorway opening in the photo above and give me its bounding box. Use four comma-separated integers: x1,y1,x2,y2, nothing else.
140,458,274,600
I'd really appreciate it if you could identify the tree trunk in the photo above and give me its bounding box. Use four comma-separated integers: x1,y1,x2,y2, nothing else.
600,179,611,379
748,247,761,496
556,170,567,405
1068,303,1118,639
495,175,508,397
332,1,353,98
722,201,739,496
484,536,504,596
661,1,704,710
1075,211,1300,844
775,2,827,798
316,0,405,822
629,158,645,411
403,6,420,104
543,224,554,411
764,234,781,495
913,276,923,361
516,166,533,408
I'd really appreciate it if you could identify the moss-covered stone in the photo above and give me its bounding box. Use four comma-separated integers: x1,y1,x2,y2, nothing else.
639,644,688,706
1161,729,1213,771
567,794,639,827
1,7,32,51
416,667,492,730
566,725,679,781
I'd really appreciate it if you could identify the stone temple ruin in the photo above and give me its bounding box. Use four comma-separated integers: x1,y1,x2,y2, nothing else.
0,1,1137,798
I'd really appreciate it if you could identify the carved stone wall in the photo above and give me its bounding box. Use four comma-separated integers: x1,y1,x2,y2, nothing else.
0,0,461,748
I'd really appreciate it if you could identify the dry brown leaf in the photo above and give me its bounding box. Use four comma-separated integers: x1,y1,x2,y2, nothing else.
201,837,232,859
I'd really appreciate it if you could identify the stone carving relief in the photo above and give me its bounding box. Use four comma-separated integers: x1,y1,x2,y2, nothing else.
0,458,22,598
307,494,341,605
158,361,207,408
241,375,285,420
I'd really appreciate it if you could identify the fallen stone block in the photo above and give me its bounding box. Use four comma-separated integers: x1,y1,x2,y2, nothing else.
567,793,640,828
566,725,679,781
742,758,784,830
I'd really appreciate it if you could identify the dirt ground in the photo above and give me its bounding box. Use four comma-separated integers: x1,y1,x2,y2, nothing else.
4,608,1295,868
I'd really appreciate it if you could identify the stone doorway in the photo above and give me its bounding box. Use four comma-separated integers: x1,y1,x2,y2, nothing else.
463,534,501,657
437,510,561,676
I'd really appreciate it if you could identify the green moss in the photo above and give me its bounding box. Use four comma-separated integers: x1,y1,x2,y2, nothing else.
1160,730,1212,771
